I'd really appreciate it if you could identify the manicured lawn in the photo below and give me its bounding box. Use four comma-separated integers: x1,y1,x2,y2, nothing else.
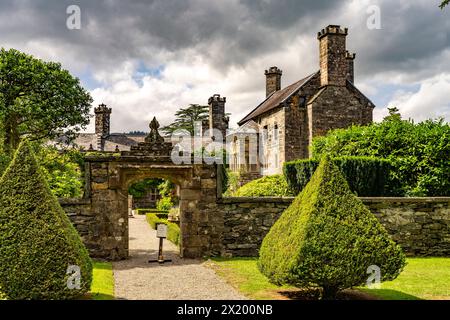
89,261,115,300
207,257,450,300
206,257,294,300
358,257,450,300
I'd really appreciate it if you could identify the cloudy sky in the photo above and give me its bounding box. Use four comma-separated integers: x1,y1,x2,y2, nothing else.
1,0,449,133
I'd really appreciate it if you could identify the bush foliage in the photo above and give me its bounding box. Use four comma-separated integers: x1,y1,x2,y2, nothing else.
0,141,92,299
284,156,392,196
234,174,293,197
258,156,406,299
312,115,449,196
128,178,163,199
0,145,85,198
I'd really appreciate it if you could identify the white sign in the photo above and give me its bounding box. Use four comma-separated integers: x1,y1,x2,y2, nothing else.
156,223,168,238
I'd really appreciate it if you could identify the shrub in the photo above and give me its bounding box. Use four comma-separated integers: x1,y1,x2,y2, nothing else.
136,208,168,215
156,196,173,211
284,156,392,196
0,152,10,176
0,141,93,299
36,146,84,198
258,156,406,299
312,116,450,196
223,170,240,196
234,174,293,197
145,213,180,246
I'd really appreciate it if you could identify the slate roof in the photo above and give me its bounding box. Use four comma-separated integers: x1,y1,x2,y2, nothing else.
238,72,318,126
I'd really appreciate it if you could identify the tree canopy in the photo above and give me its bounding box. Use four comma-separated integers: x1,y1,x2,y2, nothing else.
0,48,92,153
161,104,209,136
440,0,449,9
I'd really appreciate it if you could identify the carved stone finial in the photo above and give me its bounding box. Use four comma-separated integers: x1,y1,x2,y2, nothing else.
145,116,164,143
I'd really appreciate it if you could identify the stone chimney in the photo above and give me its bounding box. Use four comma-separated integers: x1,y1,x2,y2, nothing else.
264,66,282,97
94,103,112,136
208,94,229,141
345,51,356,83
318,25,348,87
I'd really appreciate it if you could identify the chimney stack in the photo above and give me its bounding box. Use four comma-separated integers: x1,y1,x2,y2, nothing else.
208,94,229,141
345,51,355,83
318,25,348,87
265,66,282,97
94,103,112,136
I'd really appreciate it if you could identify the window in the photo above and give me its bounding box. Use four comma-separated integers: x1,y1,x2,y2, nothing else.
262,125,268,143
273,124,279,143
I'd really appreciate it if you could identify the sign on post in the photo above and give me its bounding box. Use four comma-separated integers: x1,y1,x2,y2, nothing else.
149,222,172,264
156,223,168,238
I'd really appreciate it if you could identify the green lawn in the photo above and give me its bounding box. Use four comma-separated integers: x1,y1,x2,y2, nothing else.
207,257,450,300
89,261,114,300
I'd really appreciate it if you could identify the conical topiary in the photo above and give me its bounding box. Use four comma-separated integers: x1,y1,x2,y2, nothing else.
0,141,92,299
258,156,406,299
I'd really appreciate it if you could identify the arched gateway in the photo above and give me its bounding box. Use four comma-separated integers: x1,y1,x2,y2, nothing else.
73,117,224,260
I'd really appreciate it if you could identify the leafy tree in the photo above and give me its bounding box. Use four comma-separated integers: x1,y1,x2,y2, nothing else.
258,156,406,300
161,104,209,135
440,0,449,9
35,146,85,198
128,178,163,199
0,140,92,299
0,48,92,154
312,116,450,196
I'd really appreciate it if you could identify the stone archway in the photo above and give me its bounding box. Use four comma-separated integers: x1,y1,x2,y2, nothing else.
82,117,222,260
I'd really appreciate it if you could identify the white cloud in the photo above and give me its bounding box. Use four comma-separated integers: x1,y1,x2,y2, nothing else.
377,73,450,122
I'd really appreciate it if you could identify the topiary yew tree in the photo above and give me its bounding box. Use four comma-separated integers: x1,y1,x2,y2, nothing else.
0,141,92,299
258,156,406,300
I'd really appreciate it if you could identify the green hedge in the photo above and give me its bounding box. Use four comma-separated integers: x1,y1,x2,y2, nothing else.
234,174,293,197
311,116,450,196
146,213,180,246
283,156,392,196
259,156,406,299
0,141,92,299
136,208,168,216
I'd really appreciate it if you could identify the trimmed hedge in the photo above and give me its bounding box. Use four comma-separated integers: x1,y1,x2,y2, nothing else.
136,208,168,216
259,156,406,299
283,156,392,196
0,141,93,299
234,174,293,197
146,213,180,246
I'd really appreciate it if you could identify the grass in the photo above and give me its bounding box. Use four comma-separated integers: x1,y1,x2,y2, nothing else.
207,257,450,300
206,257,293,300
89,261,114,300
358,257,450,300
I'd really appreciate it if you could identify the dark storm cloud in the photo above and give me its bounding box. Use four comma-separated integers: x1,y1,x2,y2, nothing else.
348,1,450,81
0,0,448,81
0,0,340,70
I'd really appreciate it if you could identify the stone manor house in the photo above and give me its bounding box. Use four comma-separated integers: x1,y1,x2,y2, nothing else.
61,25,375,184
228,25,375,178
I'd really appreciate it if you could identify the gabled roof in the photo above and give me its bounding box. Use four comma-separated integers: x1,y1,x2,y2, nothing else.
238,71,318,126
226,120,259,137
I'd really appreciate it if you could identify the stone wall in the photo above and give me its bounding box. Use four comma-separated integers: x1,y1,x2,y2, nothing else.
59,198,105,257
218,197,292,256
218,197,450,257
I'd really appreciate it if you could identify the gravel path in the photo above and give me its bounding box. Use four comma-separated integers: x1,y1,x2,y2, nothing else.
112,215,246,300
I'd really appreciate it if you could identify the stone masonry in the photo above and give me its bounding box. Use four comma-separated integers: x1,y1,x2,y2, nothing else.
217,197,450,257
